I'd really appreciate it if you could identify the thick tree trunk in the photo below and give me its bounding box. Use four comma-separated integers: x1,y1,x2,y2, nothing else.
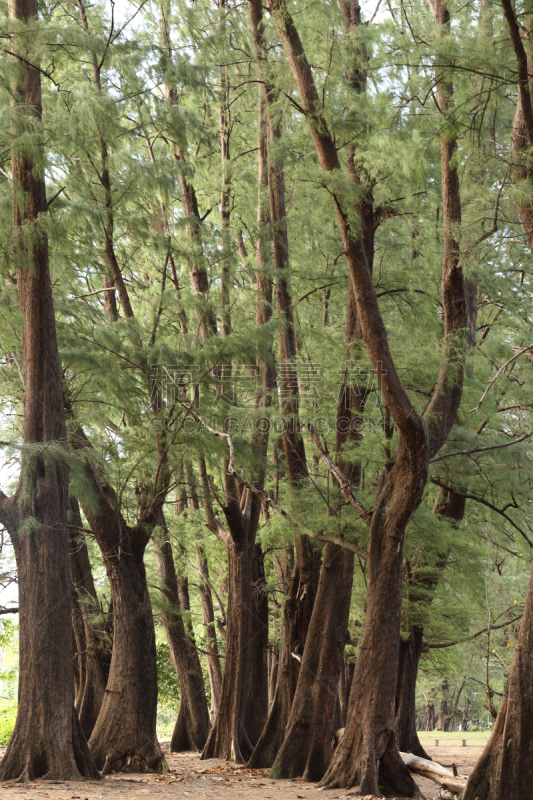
320,446,427,796
269,544,354,781
87,538,166,773
395,628,430,759
248,536,320,767
0,0,99,781
152,524,210,752
71,436,167,774
201,530,255,762
244,544,269,746
263,2,467,792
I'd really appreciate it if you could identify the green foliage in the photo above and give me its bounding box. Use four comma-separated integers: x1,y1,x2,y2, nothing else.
0,0,532,738
0,703,17,746
156,644,180,713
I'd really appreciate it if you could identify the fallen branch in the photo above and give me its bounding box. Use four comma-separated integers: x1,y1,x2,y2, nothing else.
400,751,467,795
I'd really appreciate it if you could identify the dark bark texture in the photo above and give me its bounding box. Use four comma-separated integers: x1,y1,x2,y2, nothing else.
248,536,320,768
72,432,167,774
264,0,466,793
201,499,258,763
244,545,270,746
269,544,354,781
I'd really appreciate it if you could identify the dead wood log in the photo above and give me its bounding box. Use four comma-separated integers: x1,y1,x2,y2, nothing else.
400,751,467,795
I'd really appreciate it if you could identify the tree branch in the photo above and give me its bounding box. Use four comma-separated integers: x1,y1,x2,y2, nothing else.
429,432,533,464
470,344,533,412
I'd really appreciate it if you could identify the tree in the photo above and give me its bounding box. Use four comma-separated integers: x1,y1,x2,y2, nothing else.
0,0,99,781
463,559,533,800
262,0,468,793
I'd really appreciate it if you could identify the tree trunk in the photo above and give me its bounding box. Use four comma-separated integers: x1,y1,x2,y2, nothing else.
244,544,269,746
71,437,167,775
248,536,320,767
435,680,449,732
87,530,166,773
152,524,210,752
268,647,279,709
201,525,256,762
269,544,354,781
402,752,467,795
319,446,427,797
196,546,223,721
69,500,110,741
395,628,430,759
463,561,533,800
0,0,99,781
159,6,216,342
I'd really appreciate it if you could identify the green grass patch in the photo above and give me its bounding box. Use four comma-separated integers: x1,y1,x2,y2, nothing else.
418,730,491,745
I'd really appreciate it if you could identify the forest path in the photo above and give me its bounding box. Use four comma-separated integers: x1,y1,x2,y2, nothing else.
0,745,482,800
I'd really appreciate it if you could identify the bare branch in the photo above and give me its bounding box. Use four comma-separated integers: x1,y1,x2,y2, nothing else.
307,424,371,523
470,345,533,413
429,433,533,464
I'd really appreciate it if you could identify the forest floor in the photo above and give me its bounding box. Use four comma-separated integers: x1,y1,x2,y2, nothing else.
0,743,482,800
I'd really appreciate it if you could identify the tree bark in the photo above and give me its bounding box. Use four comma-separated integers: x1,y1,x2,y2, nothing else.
401,752,467,795
248,536,320,767
395,628,430,760
201,500,258,762
269,544,354,781
152,523,210,752
243,544,269,746
263,2,467,792
72,431,167,774
87,528,166,773
195,546,223,721
199,44,276,762
0,0,99,781
69,500,110,741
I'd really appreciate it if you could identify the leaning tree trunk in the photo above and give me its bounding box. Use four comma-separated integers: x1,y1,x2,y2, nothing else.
247,535,320,767
269,544,354,781
152,522,210,752
265,0,466,792
395,627,430,759
463,559,533,800
0,0,99,781
319,445,427,797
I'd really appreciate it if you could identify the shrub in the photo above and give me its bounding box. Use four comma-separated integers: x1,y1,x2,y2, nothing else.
0,703,17,746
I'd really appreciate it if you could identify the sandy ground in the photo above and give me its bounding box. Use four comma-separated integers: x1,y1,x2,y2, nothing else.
0,744,482,800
